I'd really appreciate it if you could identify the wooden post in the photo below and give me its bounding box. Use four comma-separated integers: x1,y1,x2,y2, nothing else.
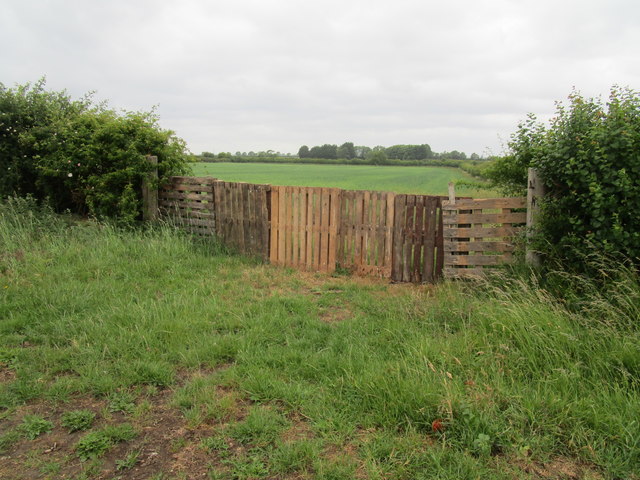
448,182,456,205
142,155,158,221
526,168,545,267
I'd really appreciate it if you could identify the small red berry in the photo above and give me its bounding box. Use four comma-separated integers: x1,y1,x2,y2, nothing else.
432,419,445,432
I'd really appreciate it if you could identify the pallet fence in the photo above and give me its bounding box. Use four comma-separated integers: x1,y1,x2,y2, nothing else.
158,176,215,236
442,197,527,278
269,186,340,273
339,190,395,277
213,181,270,258
154,173,528,283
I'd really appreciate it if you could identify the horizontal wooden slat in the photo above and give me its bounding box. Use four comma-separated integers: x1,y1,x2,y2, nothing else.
160,191,212,201
166,176,216,184
163,183,214,193
172,217,215,227
444,267,487,277
445,254,508,266
443,212,526,225
444,241,516,252
159,200,212,211
443,226,521,238
442,197,526,210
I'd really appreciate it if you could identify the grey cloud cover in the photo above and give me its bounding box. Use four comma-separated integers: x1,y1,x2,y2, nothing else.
2,0,639,155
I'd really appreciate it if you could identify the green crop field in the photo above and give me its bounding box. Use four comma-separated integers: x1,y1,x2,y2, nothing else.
191,162,494,197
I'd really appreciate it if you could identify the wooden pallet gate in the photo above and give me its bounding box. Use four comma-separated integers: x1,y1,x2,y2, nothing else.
442,197,526,278
269,186,340,272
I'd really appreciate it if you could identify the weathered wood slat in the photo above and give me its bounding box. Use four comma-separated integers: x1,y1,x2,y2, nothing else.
444,254,508,266
160,191,212,201
444,226,521,238
442,197,526,210
443,212,527,225
270,186,280,264
444,267,487,277
163,183,214,193
444,241,516,252
159,199,212,211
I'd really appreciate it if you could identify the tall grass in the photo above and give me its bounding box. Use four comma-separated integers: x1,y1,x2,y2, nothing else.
1,198,638,478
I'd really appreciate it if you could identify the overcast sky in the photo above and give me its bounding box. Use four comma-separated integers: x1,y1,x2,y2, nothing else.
2,0,639,156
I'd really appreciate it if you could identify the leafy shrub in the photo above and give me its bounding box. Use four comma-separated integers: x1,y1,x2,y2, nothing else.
0,79,190,224
486,87,640,268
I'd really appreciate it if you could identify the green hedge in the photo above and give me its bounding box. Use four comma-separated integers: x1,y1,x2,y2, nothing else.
0,79,189,223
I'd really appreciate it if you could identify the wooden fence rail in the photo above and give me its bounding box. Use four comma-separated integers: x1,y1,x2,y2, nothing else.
155,175,527,283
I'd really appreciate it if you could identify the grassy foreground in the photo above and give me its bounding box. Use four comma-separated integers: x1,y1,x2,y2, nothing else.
191,162,494,197
1,198,639,479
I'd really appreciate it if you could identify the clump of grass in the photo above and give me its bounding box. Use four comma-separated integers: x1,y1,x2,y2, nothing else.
227,406,289,447
108,391,136,414
61,409,96,432
75,423,136,460
19,415,54,440
0,429,20,453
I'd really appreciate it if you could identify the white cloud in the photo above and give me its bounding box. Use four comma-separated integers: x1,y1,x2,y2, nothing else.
2,0,639,155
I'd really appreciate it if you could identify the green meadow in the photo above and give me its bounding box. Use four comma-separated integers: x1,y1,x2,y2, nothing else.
0,198,638,479
191,162,494,197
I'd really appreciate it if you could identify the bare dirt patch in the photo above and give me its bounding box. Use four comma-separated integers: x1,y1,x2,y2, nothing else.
515,456,604,480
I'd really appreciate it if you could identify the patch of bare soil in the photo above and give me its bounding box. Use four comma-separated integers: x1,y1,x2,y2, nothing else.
319,305,353,324
514,456,604,480
0,365,16,384
0,373,253,480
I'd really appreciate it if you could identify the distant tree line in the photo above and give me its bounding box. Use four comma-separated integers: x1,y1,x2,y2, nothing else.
201,143,481,163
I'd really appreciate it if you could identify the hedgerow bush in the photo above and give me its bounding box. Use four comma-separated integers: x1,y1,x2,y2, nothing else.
486,87,640,269
0,79,189,223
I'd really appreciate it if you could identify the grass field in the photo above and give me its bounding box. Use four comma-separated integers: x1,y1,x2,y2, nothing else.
1,198,639,479
191,162,494,197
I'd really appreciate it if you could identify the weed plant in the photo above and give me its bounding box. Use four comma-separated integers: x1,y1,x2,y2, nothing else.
0,198,638,478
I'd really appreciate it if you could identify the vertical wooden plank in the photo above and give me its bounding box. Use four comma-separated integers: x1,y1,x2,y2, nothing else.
239,183,249,253
364,191,372,267
297,187,306,267
312,188,319,270
282,186,290,267
344,191,354,268
354,191,364,268
435,198,444,279
247,185,256,256
305,188,314,270
270,186,280,264
290,187,299,267
327,188,340,272
319,188,330,272
375,192,385,270
391,194,405,282
277,186,287,266
423,197,437,283
336,190,346,267
402,196,415,283
384,192,395,277
261,186,270,259
412,196,425,282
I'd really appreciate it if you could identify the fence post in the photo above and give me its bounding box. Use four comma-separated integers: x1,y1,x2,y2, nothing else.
526,168,545,267
142,155,158,221
448,182,456,205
